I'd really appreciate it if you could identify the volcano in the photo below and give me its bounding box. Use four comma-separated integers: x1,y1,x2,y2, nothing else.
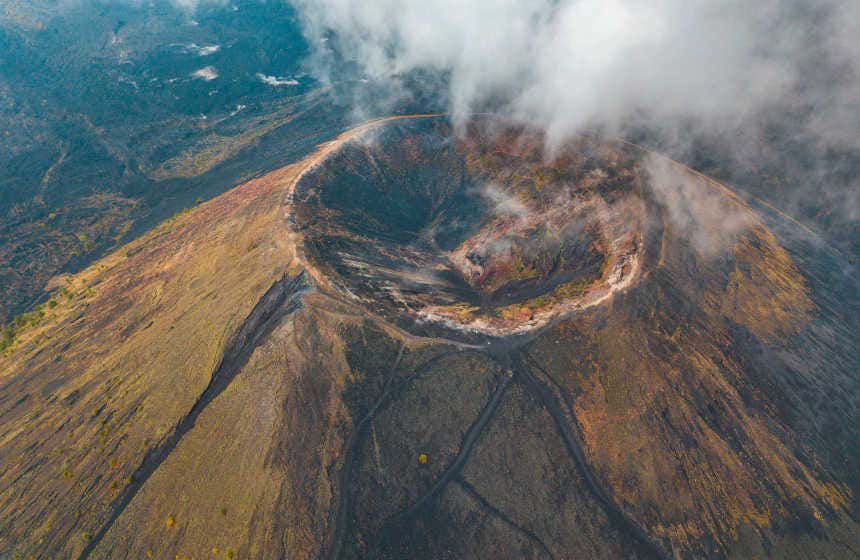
293,118,645,337
0,115,857,560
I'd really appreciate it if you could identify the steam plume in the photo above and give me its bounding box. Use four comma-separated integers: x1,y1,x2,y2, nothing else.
293,0,860,242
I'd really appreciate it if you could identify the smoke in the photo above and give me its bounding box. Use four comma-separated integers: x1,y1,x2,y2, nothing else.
294,0,857,142
48,0,225,10
292,0,860,247
645,154,754,257
479,183,528,221
160,0,226,10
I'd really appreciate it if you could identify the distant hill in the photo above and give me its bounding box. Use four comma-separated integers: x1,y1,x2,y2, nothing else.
0,0,345,322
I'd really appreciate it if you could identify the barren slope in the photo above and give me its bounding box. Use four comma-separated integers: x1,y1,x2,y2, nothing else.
0,115,857,560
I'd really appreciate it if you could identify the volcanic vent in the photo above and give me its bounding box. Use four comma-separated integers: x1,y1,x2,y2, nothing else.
292,117,647,336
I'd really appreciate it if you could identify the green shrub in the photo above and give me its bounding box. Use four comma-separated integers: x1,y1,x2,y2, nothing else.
0,326,14,353
1,306,48,353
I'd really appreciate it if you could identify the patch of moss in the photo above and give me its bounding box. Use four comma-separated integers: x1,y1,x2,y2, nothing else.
1,306,47,353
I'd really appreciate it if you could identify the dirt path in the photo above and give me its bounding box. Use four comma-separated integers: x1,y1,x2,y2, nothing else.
325,348,484,560
382,366,514,525
515,351,669,560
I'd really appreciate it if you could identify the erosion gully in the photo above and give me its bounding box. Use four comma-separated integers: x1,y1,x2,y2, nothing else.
327,334,670,560
78,272,310,560
78,267,667,560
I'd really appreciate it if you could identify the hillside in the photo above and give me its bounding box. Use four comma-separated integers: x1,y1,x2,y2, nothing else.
0,115,857,560
0,0,343,322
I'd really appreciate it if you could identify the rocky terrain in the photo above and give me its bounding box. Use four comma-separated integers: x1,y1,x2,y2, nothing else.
0,115,858,560
0,0,351,322
294,120,645,335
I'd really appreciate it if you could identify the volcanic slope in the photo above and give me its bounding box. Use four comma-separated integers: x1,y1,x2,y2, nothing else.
0,115,858,560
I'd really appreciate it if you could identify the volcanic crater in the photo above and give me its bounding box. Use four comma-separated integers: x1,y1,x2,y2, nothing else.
2,113,857,560
293,117,647,336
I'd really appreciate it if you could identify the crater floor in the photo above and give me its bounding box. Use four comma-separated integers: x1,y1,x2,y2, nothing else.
293,117,646,336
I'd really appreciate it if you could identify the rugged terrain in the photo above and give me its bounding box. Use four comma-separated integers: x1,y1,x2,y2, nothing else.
0,0,348,321
0,115,858,559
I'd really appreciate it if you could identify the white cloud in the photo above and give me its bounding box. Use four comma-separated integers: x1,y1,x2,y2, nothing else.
644,154,753,256
191,66,218,81
190,43,221,56
294,0,860,152
479,182,528,220
168,0,227,10
256,73,299,86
